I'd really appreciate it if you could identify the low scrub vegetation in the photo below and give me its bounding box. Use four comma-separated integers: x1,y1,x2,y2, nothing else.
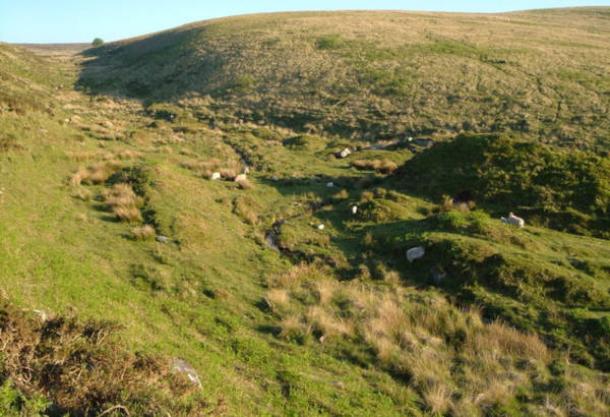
266,264,610,417
351,159,398,174
103,183,144,222
397,134,610,236
0,302,212,416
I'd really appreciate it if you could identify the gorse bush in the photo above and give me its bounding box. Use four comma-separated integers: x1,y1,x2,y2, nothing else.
0,302,213,417
398,134,610,236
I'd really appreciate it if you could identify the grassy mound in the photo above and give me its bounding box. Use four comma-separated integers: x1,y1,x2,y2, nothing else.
395,134,610,237
78,10,610,148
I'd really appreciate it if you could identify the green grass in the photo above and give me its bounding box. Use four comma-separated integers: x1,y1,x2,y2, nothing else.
1,10,610,416
78,10,610,149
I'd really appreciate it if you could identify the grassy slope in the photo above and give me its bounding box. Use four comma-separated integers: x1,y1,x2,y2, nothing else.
1,9,610,416
79,9,610,149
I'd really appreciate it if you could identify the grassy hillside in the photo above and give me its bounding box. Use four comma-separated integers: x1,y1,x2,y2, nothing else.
1,8,610,417
79,9,610,150
395,134,610,237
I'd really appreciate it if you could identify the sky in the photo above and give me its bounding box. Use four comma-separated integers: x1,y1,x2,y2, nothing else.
1,0,608,43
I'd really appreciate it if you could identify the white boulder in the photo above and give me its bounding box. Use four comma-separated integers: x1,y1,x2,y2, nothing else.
406,246,425,263
210,172,221,180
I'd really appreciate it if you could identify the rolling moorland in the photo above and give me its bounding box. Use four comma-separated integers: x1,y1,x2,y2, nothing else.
0,7,609,417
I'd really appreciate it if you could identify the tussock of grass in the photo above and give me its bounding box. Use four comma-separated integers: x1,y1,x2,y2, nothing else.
181,158,242,180
102,183,143,222
351,159,398,174
70,161,121,186
131,224,156,240
265,263,610,416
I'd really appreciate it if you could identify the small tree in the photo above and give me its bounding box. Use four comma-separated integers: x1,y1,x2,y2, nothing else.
92,38,104,47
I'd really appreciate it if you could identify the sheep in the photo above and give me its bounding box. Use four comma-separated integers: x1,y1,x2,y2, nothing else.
336,148,352,159
210,172,221,180
501,212,525,228
406,246,425,263
351,205,358,215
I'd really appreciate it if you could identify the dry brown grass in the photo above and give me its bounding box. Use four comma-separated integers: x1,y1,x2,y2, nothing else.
440,194,475,212
267,263,566,415
70,186,92,201
131,224,156,240
305,306,352,340
351,159,398,174
70,161,121,186
265,288,290,312
279,314,306,340
181,158,242,180
103,183,143,222
0,302,214,416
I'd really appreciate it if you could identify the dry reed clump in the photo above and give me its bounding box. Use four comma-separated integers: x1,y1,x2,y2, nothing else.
181,158,242,180
70,161,121,186
0,302,214,417
70,186,92,201
351,159,398,174
102,183,143,222
265,289,290,312
305,306,352,340
440,194,476,212
268,262,329,289
131,224,156,240
266,263,577,415
115,149,143,160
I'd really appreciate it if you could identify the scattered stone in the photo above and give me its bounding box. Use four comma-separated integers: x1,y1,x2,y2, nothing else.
406,246,425,263
351,206,358,215
413,138,434,148
501,212,525,228
156,235,170,244
210,172,221,180
172,359,202,387
32,309,49,322
336,148,352,159
430,265,447,285
326,182,335,188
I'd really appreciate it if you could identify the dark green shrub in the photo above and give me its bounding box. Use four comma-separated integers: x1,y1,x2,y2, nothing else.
398,134,610,236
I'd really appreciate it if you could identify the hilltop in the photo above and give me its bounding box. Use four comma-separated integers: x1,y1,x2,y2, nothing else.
1,8,610,417
80,9,610,149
